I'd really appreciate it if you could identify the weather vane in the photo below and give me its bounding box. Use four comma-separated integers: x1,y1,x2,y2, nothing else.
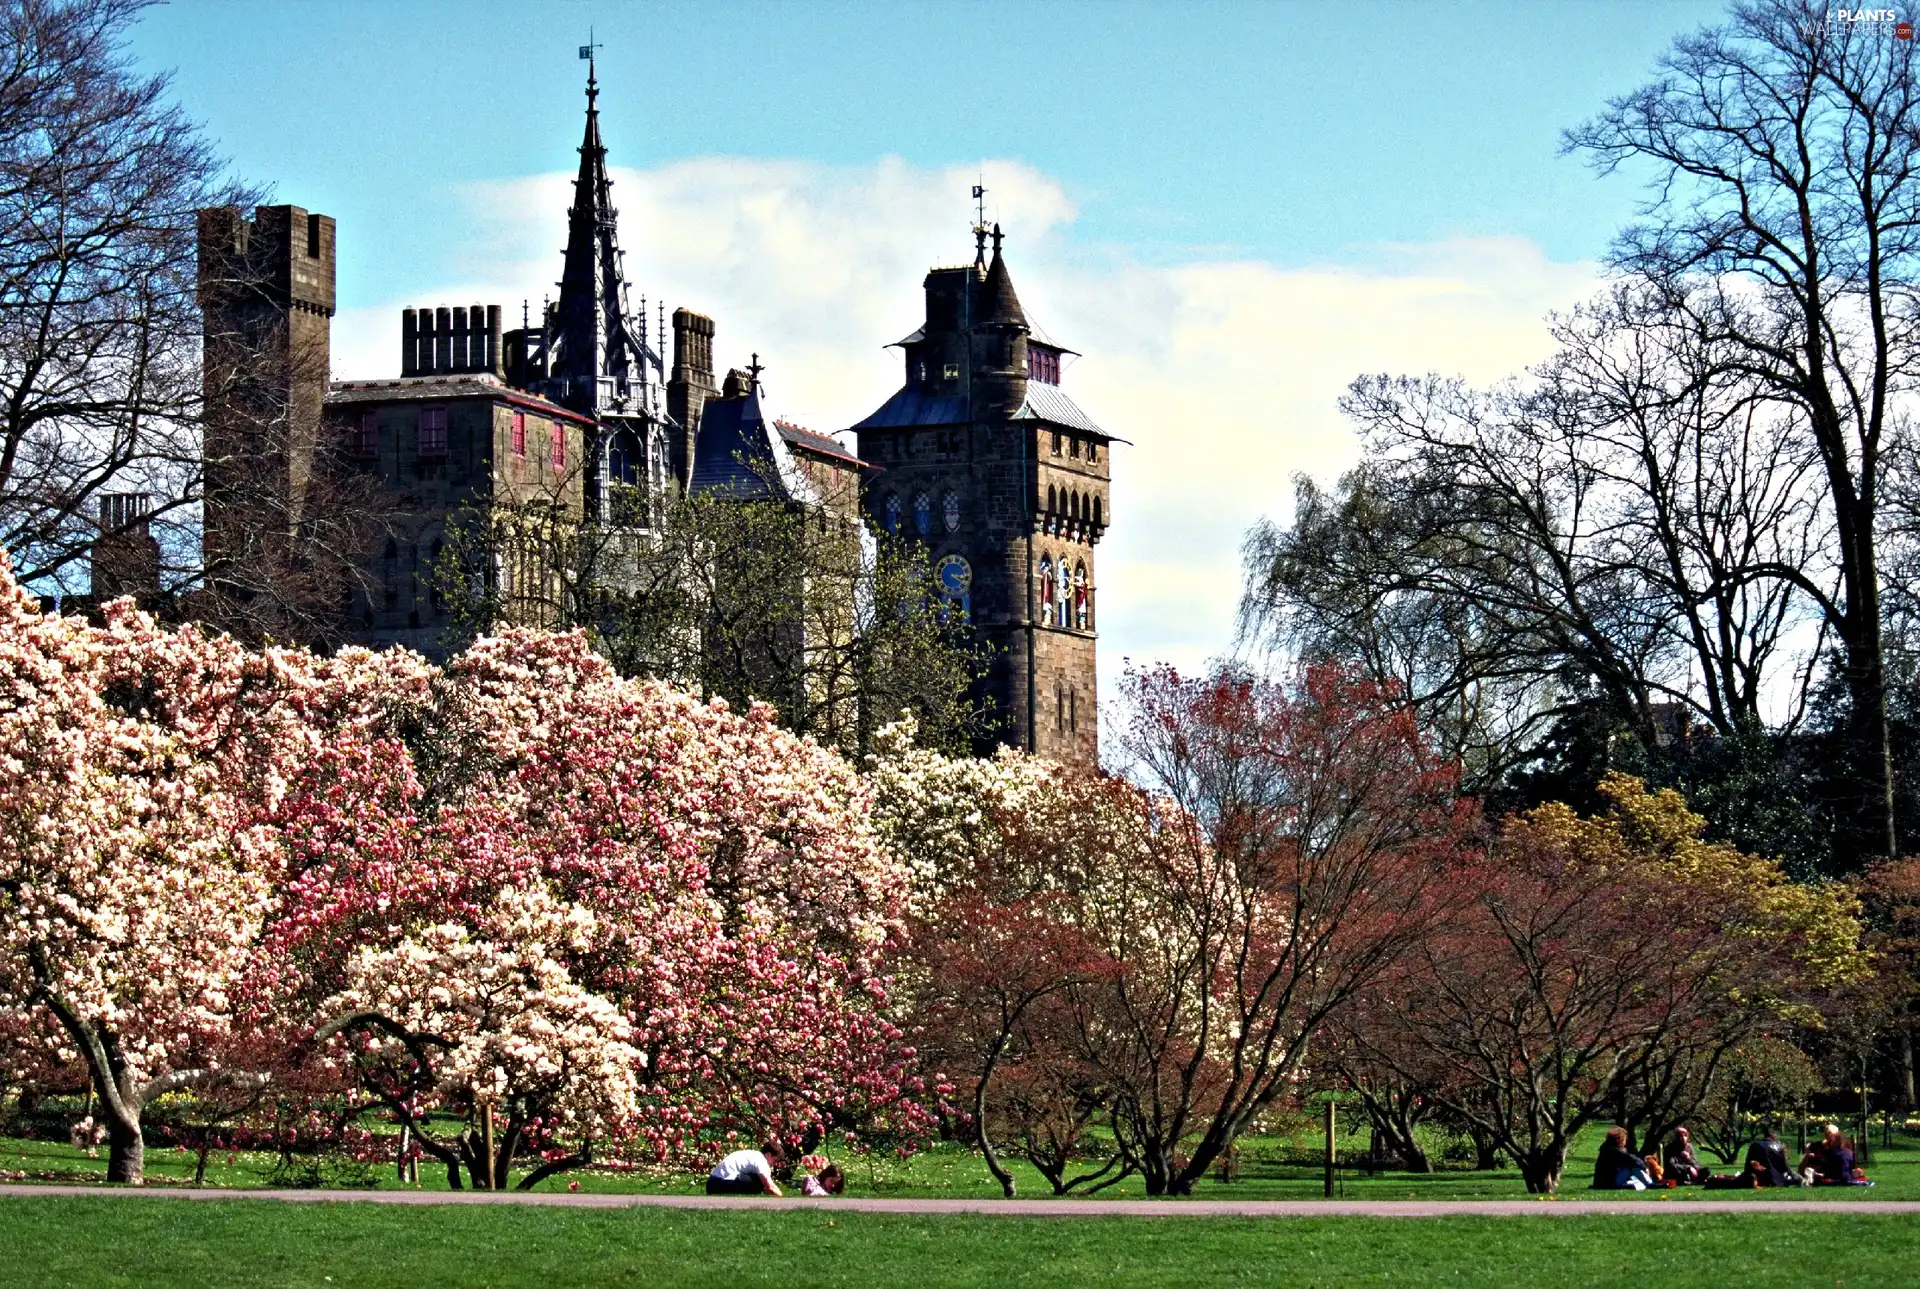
579,28,603,62
972,179,989,264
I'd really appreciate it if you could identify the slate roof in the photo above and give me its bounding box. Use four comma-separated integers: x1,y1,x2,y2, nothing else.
690,386,817,503
775,420,867,469
849,387,971,430
327,375,593,425
1014,382,1109,438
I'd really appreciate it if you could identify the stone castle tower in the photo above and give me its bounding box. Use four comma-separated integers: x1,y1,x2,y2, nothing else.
851,225,1111,765
195,203,336,594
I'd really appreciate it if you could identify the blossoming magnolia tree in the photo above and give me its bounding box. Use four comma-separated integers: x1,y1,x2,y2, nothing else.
277,630,928,1189
0,559,429,1183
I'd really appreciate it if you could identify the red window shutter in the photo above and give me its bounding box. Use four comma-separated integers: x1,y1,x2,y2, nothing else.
511,410,526,458
550,420,565,469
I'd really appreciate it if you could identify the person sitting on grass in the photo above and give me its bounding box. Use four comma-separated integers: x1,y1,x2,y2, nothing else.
801,1162,846,1197
1744,1130,1800,1187
1663,1127,1711,1185
1803,1124,1872,1187
1592,1127,1654,1190
706,1143,786,1196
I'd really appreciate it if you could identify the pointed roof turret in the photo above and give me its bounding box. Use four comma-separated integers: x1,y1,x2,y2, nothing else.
979,224,1026,329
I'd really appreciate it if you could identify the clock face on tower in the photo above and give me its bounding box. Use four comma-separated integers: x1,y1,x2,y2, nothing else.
936,553,972,621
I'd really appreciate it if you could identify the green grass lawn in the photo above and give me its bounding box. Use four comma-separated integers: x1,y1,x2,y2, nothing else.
7,1126,1917,1203
0,1197,1913,1288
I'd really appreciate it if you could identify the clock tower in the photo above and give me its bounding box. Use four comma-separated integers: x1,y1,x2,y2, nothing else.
850,224,1112,765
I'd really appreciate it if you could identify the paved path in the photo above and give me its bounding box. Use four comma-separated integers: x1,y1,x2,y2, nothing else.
0,1184,1913,1217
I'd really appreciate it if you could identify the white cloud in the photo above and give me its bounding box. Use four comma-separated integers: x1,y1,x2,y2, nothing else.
328,157,1597,711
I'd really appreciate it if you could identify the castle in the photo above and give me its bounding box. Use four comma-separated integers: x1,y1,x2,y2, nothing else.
160,60,1112,764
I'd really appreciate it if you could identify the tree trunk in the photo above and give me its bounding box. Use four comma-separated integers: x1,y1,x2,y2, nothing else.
1899,1026,1915,1113
105,1115,143,1184
974,1036,1016,1198
1516,1143,1565,1195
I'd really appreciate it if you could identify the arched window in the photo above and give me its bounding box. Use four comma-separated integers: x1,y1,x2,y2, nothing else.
1056,558,1072,628
1047,484,1057,515
607,429,641,486
1093,496,1102,528
883,494,903,534
1069,686,1078,733
913,491,932,536
1038,555,1054,621
1073,561,1089,630
943,491,961,533
1071,491,1081,522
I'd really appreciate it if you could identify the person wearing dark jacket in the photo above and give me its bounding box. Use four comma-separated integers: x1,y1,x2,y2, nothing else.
1744,1131,1798,1187
1592,1127,1653,1190
1662,1127,1710,1185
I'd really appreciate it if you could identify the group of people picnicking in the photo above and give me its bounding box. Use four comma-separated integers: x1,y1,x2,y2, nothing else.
705,1123,1874,1200
1593,1123,1874,1191
705,1143,845,1198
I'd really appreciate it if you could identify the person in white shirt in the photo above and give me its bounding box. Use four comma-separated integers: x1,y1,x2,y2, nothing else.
706,1144,785,1196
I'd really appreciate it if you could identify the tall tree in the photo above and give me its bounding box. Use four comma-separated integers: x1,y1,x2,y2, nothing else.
0,0,248,595
1567,0,1920,865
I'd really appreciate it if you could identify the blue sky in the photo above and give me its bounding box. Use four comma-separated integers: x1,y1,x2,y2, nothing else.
130,0,1730,704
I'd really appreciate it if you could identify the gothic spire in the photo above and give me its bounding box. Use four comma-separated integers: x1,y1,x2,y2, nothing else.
551,56,654,416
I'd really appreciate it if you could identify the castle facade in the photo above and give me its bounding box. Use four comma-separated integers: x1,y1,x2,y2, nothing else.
171,62,1111,764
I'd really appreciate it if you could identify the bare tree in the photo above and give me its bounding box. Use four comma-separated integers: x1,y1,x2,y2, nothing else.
1246,284,1836,822
0,0,249,595
1567,0,1920,865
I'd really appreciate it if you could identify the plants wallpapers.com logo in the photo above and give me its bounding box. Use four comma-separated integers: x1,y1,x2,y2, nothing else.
1829,8,1914,36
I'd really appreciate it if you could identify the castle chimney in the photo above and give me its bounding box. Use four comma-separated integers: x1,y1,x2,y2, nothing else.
402,308,419,376
435,306,452,373
668,308,718,489
486,304,503,376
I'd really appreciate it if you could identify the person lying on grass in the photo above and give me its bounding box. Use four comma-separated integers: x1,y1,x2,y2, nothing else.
801,1162,845,1197
706,1143,787,1196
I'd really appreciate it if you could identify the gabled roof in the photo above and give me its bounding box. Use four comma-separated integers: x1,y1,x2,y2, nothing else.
690,386,817,503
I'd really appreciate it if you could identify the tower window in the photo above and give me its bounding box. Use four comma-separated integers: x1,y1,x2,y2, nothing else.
417,407,448,457
352,411,378,457
1051,432,1062,456
1074,561,1089,630
943,362,960,381
943,491,961,533
1038,555,1054,622
1030,347,1060,384
307,212,321,259
550,420,566,470
1069,436,1081,459
883,494,903,534
1093,496,1102,527
1069,686,1078,733
1088,440,1099,463
1057,558,1072,628
511,410,526,459
913,491,932,537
